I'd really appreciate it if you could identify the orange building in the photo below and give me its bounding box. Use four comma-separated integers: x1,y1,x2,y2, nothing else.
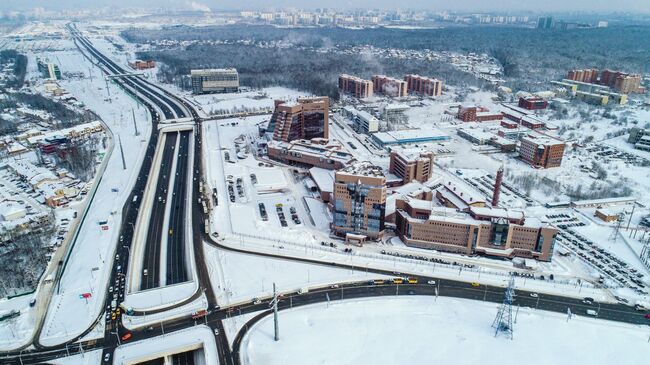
338,74,374,98
269,97,329,142
404,74,443,97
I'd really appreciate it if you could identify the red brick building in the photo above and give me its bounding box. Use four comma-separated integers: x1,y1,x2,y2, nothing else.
457,106,503,122
404,74,443,97
338,74,373,98
519,134,566,168
518,97,548,110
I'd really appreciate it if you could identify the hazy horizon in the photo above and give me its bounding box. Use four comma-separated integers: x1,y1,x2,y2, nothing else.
1,0,650,14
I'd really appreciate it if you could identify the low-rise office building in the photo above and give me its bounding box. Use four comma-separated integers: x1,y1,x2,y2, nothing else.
394,198,557,261
191,68,239,94
267,138,356,170
353,110,380,134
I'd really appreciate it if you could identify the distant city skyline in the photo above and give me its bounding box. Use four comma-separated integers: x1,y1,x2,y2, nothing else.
1,0,650,13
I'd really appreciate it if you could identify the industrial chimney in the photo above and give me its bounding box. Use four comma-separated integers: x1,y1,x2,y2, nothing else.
491,166,504,207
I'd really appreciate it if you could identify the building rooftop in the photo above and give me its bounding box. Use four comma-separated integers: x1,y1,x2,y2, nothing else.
191,68,238,75
338,161,385,178
373,129,449,144
469,206,525,221
521,133,564,147
309,167,335,193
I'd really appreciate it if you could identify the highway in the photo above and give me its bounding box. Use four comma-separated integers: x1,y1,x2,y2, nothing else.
166,130,191,285
139,132,177,289
2,23,648,365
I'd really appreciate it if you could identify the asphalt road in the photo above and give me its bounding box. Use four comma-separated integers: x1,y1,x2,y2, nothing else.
166,130,191,285
140,132,178,290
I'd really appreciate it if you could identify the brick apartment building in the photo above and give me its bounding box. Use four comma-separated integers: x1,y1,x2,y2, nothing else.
130,60,156,70
332,162,386,243
338,74,374,98
518,97,548,110
457,106,504,122
394,199,557,261
268,97,329,142
566,69,599,84
388,151,434,184
404,74,443,97
519,134,566,168
566,68,643,94
371,75,408,97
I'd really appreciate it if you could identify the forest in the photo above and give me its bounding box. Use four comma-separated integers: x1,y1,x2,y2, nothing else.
0,49,27,89
123,24,650,96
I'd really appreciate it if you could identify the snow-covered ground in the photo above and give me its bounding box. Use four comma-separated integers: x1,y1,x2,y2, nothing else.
34,37,152,346
48,349,103,365
0,294,38,350
203,243,388,307
241,296,650,365
113,325,218,365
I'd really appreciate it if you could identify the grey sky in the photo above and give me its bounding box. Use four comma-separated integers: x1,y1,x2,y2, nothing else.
2,0,650,13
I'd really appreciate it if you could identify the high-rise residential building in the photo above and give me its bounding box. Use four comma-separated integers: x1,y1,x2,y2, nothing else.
371,75,408,97
394,199,557,261
404,74,443,97
338,74,374,98
537,16,554,29
566,69,599,83
268,97,329,142
388,151,434,184
332,162,386,243
519,134,566,168
37,60,61,80
191,68,239,94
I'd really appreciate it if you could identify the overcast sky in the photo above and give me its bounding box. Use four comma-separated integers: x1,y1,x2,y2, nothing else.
2,0,650,13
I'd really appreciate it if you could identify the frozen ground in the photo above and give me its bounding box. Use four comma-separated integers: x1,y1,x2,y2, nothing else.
203,243,388,306
241,296,650,365
0,294,38,350
113,325,218,365
48,349,102,365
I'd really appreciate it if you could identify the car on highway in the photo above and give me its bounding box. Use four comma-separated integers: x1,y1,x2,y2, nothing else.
582,297,594,305
104,353,111,362
586,309,598,316
635,304,647,311
529,293,539,298
374,279,385,285
121,332,132,341
471,282,480,287
645,313,650,320
252,298,262,305
392,278,403,284
427,280,436,285
407,277,418,284
214,328,220,335
330,284,339,289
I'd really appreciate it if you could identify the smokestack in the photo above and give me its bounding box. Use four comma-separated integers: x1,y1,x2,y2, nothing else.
492,166,504,207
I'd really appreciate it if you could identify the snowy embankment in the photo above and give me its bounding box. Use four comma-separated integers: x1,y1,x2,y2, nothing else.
38,48,151,346
113,325,218,365
241,296,650,365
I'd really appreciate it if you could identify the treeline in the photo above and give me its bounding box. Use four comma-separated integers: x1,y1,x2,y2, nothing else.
0,92,84,128
123,24,650,92
0,49,27,89
139,44,486,98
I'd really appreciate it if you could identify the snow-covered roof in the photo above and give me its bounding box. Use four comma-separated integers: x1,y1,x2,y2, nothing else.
309,167,335,193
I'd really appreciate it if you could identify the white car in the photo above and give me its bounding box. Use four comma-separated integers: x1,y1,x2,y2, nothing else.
104,353,111,362
214,328,220,336
529,293,539,298
427,280,436,285
586,309,598,316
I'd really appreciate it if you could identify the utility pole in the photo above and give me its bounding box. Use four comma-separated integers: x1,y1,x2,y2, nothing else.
104,77,111,99
132,108,139,136
626,203,636,230
273,283,279,341
118,134,126,170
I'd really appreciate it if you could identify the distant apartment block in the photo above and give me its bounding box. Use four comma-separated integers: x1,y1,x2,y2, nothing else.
191,68,239,94
332,162,386,243
519,134,566,168
565,68,643,94
267,138,355,170
518,97,548,110
130,60,156,70
457,106,503,122
37,60,61,80
404,74,443,97
566,69,599,84
268,97,329,142
389,151,434,184
371,75,408,97
338,74,373,99
537,16,554,29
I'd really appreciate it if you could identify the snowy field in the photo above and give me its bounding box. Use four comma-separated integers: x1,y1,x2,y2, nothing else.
49,349,102,365
241,296,650,365
203,243,388,306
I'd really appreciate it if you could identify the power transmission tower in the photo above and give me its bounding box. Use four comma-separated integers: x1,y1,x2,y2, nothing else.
609,214,624,242
492,276,515,339
269,282,279,341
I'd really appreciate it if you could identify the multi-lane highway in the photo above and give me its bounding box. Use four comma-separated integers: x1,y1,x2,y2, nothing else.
166,130,191,285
